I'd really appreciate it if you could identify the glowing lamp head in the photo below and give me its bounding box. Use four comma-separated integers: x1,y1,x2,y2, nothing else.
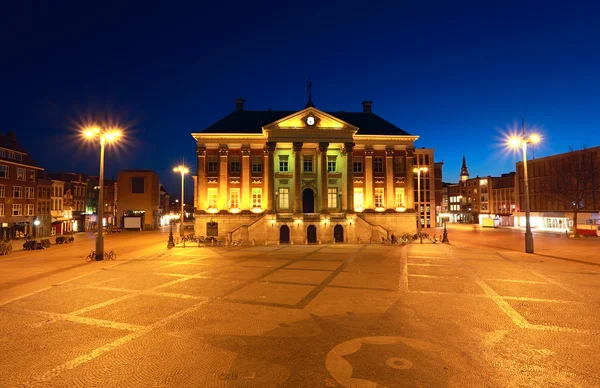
508,136,522,148
530,134,541,144
84,130,95,138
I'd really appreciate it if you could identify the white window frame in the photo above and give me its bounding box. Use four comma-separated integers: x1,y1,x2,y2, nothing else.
374,157,384,173
252,188,262,208
229,188,240,209
0,184,4,198
207,156,219,173
354,188,364,209
25,204,34,216
16,168,26,181
25,186,35,199
279,156,289,172
12,203,22,216
303,155,313,172
0,165,8,178
207,188,218,209
0,203,3,216
327,187,338,209
353,157,363,173
395,188,405,208
251,156,262,173
327,155,337,173
278,187,289,209
13,186,23,198
375,188,384,208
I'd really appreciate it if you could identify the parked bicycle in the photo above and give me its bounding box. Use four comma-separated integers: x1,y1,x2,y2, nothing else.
85,249,117,261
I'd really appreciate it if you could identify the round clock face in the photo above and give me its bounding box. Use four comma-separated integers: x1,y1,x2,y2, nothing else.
307,116,315,126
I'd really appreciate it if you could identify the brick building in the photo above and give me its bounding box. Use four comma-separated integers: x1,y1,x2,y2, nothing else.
117,170,160,230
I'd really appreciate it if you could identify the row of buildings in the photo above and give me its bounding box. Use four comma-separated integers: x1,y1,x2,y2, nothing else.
439,147,600,233
0,130,171,239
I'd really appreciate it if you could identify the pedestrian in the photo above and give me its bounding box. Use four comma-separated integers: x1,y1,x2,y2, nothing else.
391,233,396,244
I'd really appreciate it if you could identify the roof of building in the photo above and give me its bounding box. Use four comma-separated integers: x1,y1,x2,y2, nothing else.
0,131,41,168
199,110,412,136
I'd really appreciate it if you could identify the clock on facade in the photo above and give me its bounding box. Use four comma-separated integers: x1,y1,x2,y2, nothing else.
306,116,315,126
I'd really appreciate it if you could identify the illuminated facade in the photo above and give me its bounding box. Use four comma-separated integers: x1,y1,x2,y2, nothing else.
193,99,432,244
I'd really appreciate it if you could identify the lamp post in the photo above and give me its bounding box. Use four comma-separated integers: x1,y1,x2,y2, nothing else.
508,131,541,254
413,166,428,241
84,126,122,260
173,165,189,239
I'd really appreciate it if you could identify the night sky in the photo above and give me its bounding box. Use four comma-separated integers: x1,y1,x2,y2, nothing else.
3,1,599,199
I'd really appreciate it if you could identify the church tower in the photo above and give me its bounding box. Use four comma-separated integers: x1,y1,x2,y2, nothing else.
460,155,469,182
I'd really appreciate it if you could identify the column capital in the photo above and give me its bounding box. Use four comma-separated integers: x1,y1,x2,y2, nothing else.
196,144,206,156
364,146,374,157
386,147,395,157
293,142,303,152
218,144,229,156
343,142,355,153
318,142,329,153
406,147,415,157
241,144,251,156
264,142,277,154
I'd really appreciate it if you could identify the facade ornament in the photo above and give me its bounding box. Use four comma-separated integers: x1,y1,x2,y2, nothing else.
292,142,303,152
406,147,415,157
395,178,405,184
375,179,385,184
229,178,240,184
364,146,374,157
196,144,206,156
218,144,229,156
386,147,395,157
328,179,337,185
353,178,364,184
301,179,316,188
342,142,355,156
251,177,263,184
241,144,251,156
279,179,289,185
207,178,218,184
265,142,277,153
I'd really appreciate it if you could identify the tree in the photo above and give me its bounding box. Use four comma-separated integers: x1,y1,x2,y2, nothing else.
546,148,600,237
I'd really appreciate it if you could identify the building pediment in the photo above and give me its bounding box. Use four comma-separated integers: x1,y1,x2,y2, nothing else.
263,108,357,142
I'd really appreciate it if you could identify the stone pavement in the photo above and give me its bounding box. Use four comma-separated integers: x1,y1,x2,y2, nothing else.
1,241,599,387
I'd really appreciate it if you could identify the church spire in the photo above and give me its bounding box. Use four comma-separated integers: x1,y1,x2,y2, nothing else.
305,79,315,108
460,155,470,182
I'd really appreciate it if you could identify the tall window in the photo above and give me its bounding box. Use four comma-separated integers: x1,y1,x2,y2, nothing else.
29,170,36,181
13,186,23,198
354,188,364,209
0,165,8,178
375,188,384,208
353,157,363,173
252,156,262,173
374,157,384,173
278,187,289,209
25,187,35,199
394,157,405,174
12,204,22,216
16,168,26,180
229,156,241,174
0,184,4,198
328,188,338,209
252,188,262,208
26,204,34,216
327,156,337,173
207,188,218,209
279,156,289,172
229,188,240,209
0,203,3,216
395,188,405,208
8,151,15,159
303,156,313,172
0,150,4,157
208,156,219,173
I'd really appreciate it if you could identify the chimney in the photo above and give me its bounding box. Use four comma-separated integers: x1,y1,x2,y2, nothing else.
361,101,372,113
6,130,17,141
235,98,245,112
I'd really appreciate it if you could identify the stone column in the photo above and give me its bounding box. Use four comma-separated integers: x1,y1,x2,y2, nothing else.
386,147,395,209
406,147,416,210
196,145,206,211
364,146,374,209
241,145,251,210
293,142,303,213
344,142,355,212
265,142,276,212
319,142,329,213
218,144,228,211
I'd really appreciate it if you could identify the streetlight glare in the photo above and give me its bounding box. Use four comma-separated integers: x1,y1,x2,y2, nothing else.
530,134,541,144
508,136,522,148
84,130,95,138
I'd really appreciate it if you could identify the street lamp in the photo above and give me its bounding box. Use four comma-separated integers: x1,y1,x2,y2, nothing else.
413,166,428,240
84,126,122,260
508,132,541,254
173,165,189,238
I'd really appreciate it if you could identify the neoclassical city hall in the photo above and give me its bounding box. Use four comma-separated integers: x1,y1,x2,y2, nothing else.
192,97,431,244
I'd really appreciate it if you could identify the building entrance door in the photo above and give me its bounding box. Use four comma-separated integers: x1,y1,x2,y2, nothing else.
334,224,344,243
302,189,315,213
307,225,317,243
279,225,290,244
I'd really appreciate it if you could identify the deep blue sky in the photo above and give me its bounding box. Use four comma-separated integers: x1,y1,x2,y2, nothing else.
2,1,599,199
